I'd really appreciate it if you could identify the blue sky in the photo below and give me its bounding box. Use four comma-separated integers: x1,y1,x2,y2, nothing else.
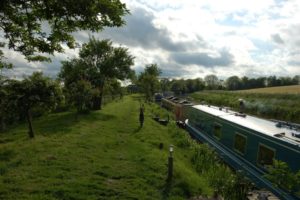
2,0,300,79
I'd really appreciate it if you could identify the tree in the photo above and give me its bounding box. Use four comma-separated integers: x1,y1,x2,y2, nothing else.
138,64,161,101
267,76,280,87
171,79,187,95
204,74,219,90
8,72,61,138
186,79,195,93
226,76,242,90
292,75,300,85
59,58,96,113
79,37,134,110
0,76,8,131
0,42,13,69
0,0,129,62
69,79,93,113
241,76,250,89
59,59,90,86
160,78,171,93
193,78,205,92
0,65,15,131
103,78,123,99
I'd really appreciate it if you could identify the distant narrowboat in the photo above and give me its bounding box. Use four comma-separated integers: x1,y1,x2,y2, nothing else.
161,97,192,121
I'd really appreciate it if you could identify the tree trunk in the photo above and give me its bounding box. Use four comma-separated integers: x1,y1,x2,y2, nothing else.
92,96,101,110
99,91,103,109
0,116,5,132
26,109,34,138
92,83,104,110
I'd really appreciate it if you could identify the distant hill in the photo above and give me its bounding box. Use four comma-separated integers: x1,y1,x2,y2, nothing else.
236,85,300,94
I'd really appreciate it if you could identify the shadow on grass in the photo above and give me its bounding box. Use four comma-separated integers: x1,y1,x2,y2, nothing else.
130,95,144,102
35,111,116,136
133,126,142,133
162,179,172,200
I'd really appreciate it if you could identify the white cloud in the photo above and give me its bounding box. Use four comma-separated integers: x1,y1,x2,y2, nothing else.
1,0,300,79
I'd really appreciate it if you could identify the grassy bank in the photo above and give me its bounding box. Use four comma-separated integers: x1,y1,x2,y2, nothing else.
1,95,220,200
190,88,300,123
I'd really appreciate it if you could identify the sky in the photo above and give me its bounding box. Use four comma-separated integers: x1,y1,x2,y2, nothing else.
2,0,300,79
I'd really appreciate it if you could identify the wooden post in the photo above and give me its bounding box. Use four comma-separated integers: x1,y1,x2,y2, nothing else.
167,145,174,180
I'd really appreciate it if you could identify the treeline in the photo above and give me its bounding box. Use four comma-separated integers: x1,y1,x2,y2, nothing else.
157,74,300,95
225,75,300,90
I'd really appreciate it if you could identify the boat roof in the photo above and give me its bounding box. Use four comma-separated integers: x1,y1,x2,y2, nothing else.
192,105,300,146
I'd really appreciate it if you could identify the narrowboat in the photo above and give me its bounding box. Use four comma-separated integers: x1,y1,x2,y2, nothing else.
184,104,300,200
161,97,192,121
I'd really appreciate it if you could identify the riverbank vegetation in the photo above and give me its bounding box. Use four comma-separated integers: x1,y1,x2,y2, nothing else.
190,88,300,123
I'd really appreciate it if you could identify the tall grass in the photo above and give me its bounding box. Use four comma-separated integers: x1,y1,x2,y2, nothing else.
167,123,253,200
191,91,300,123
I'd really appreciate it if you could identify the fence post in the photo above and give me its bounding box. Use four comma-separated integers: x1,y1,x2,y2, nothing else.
167,145,174,181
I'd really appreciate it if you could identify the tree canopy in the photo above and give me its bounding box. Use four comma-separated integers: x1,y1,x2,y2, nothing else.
60,37,134,110
137,64,161,101
6,72,62,137
204,74,219,90
0,0,129,62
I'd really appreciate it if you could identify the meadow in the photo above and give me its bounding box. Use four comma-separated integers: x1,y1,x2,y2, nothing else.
0,95,250,200
190,85,300,123
234,85,300,94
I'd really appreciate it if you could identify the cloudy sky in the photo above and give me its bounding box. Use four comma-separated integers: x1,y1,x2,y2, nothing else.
2,0,300,79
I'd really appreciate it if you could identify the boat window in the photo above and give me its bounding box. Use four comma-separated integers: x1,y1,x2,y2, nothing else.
257,144,275,167
213,123,222,139
234,133,247,154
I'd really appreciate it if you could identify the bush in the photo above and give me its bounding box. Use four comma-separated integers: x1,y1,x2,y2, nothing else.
265,160,300,195
168,122,191,148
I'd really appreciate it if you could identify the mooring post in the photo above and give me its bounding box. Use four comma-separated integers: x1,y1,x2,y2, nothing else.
168,145,174,181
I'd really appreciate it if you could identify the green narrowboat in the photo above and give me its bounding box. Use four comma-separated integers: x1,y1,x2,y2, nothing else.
185,104,300,200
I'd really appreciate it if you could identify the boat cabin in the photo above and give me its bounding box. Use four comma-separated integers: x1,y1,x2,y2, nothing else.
186,104,300,172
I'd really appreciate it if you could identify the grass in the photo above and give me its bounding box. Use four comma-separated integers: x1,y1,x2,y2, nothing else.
235,85,300,94
190,89,300,123
0,95,216,200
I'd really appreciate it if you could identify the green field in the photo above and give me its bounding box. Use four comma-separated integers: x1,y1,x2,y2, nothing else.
191,87,300,123
1,95,231,200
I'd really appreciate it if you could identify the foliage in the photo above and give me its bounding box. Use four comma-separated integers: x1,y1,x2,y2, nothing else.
0,42,12,69
158,78,205,95
137,64,161,101
69,79,94,113
0,76,10,131
204,74,220,90
160,78,171,92
171,79,187,95
168,122,191,148
167,120,252,199
226,76,242,90
79,37,134,109
0,0,129,62
265,160,300,195
5,72,62,137
224,75,299,91
103,78,124,99
59,38,134,110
